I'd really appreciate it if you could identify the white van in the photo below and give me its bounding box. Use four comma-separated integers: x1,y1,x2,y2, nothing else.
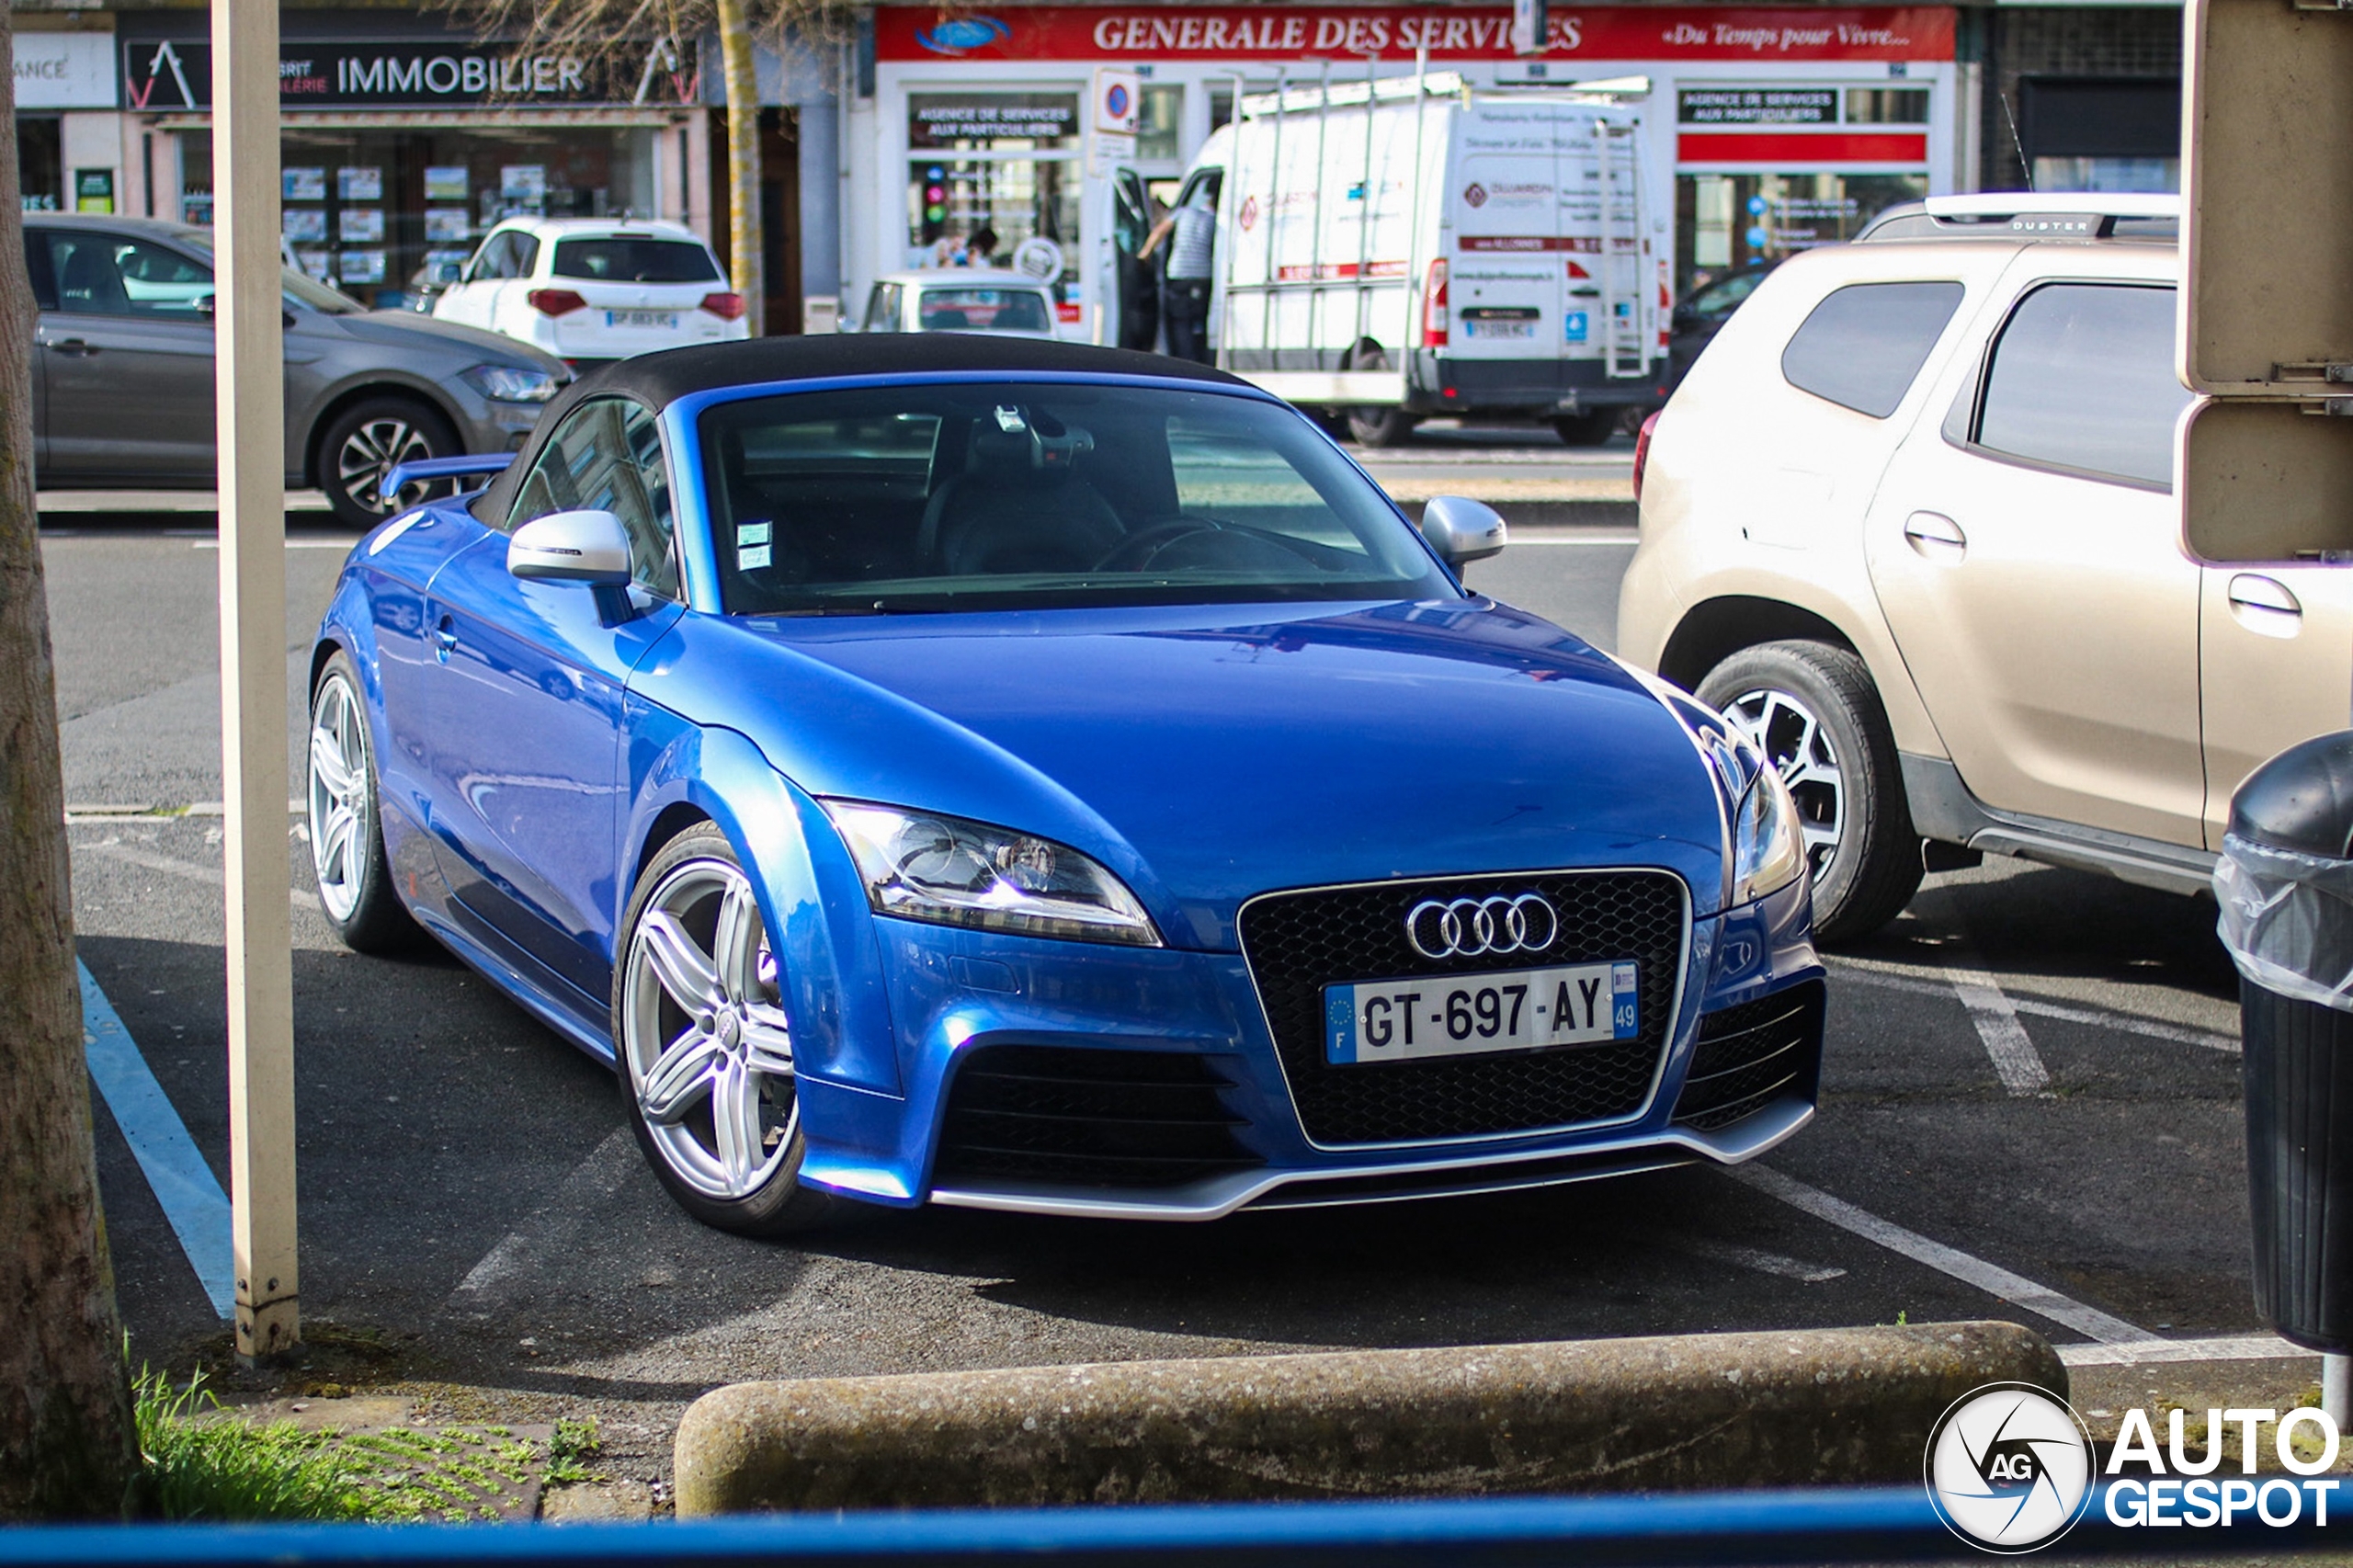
1146,73,1666,445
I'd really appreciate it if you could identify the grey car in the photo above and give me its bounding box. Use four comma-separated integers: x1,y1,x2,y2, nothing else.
21,214,569,528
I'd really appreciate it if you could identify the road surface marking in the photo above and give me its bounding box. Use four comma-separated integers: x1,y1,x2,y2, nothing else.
1732,1164,2154,1345
2059,1335,2309,1367
1831,960,2239,1052
78,960,233,1318
1665,1235,1847,1283
77,837,323,914
446,1125,641,1314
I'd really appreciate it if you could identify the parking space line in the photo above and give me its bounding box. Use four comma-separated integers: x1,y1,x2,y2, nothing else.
1665,1236,1847,1283
75,837,323,914
1831,961,2239,1053
78,960,234,1319
1947,958,2051,1096
445,1125,640,1316
1731,1164,2154,1346
2059,1334,2308,1368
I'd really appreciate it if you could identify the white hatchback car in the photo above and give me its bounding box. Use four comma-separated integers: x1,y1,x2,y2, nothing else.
853,269,1061,339
432,219,746,367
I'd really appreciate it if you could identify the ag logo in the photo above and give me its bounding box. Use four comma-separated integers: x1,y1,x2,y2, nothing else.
1463,182,1488,208
1925,1382,2094,1554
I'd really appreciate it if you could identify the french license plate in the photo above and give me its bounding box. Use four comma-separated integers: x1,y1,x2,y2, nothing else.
1324,960,1637,1065
606,310,678,329
1461,318,1536,340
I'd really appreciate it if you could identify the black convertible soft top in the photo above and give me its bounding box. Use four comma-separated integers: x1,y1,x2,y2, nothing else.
474,335,1253,524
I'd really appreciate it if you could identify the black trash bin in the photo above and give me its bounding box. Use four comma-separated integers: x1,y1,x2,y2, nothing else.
2221,732,2353,1352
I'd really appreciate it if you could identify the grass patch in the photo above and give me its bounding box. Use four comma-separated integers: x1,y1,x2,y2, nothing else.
546,1417,601,1487
135,1368,373,1522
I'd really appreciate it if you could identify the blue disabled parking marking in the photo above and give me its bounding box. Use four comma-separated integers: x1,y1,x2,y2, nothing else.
78,960,233,1319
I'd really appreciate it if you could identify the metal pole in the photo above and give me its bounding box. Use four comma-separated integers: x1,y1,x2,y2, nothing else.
212,0,299,1364
2326,1355,2350,1431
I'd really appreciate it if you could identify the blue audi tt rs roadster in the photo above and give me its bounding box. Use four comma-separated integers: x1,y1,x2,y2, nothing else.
308,335,1824,1233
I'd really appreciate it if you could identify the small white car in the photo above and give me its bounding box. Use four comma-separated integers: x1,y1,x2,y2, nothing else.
431,218,746,367
854,269,1061,339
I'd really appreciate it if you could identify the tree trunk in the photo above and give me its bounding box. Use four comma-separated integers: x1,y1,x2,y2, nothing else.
0,8,140,1521
716,0,765,335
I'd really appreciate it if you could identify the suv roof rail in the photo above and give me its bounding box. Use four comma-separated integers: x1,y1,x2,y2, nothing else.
1858,192,2180,244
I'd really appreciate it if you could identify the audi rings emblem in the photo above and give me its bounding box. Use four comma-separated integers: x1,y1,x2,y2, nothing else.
1404,893,1559,960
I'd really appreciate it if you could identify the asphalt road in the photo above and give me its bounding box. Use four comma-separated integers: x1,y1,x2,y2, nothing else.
47,507,2280,1492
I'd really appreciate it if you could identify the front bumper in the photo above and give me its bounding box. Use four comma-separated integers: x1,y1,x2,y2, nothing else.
790,869,1822,1220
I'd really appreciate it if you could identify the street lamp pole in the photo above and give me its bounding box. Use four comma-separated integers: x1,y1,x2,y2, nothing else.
211,0,299,1363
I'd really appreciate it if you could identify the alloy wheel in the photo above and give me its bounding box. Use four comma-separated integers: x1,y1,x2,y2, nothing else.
336,416,435,517
1723,686,1845,881
621,859,797,1201
306,673,369,923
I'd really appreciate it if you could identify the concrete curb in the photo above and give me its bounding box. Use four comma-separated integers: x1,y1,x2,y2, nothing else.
674,1320,2061,1515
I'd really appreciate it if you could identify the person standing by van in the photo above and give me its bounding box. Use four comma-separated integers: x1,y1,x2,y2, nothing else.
1142,187,1216,363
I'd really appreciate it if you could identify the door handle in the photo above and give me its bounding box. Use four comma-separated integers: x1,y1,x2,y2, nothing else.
434,615,458,662
1903,510,1967,561
2227,573,2302,637
44,338,94,357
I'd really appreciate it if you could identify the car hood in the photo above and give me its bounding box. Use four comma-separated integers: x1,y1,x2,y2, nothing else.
332,310,568,372
645,599,1727,949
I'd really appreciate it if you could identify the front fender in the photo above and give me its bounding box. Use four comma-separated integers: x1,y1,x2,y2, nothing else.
620,707,904,1102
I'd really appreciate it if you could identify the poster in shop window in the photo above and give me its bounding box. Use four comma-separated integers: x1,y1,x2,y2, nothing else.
425,208,471,242
500,165,547,201
338,209,384,243
337,166,383,201
283,166,326,202
424,166,470,201
338,250,387,285
282,208,327,243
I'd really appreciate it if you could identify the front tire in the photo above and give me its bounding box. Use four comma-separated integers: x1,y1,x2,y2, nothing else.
1696,640,1922,944
316,396,460,530
307,651,415,952
614,824,838,1236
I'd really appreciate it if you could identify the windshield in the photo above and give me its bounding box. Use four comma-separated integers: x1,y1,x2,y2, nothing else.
915,288,1052,334
552,237,721,283
172,230,359,313
699,382,1455,616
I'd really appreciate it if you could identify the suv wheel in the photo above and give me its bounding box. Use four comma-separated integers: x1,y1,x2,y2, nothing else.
317,396,460,530
1697,640,1922,944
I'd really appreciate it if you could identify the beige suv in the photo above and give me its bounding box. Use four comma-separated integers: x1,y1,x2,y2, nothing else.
1620,194,2353,942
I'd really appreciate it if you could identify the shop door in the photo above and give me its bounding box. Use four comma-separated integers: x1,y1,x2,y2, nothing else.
1109,166,1158,351
710,108,802,335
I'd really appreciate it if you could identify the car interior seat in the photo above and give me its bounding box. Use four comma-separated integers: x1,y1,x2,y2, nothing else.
56,244,130,315
917,404,1123,575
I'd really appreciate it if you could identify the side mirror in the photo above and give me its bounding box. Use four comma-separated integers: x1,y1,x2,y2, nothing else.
507,509,633,585
1670,303,1698,328
434,261,464,285
1418,494,1508,568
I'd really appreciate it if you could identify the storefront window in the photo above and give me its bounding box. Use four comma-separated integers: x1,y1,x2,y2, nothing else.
905,91,1082,302
1138,85,1184,165
2029,156,2177,194
1675,171,1927,298
178,125,657,309
17,117,62,213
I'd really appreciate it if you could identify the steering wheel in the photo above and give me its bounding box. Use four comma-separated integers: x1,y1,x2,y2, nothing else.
1093,517,1226,573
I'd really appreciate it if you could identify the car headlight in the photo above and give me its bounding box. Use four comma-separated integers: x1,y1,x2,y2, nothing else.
1730,760,1807,906
823,802,1161,947
460,364,562,403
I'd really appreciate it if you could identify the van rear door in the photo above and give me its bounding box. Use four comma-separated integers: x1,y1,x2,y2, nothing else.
1446,104,1555,362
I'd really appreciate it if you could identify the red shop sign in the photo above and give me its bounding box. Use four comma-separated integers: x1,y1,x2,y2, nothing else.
877,6,1957,64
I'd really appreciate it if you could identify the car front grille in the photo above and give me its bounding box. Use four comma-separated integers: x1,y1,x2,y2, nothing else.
933,1044,1263,1189
1672,980,1826,1132
1236,870,1688,1146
